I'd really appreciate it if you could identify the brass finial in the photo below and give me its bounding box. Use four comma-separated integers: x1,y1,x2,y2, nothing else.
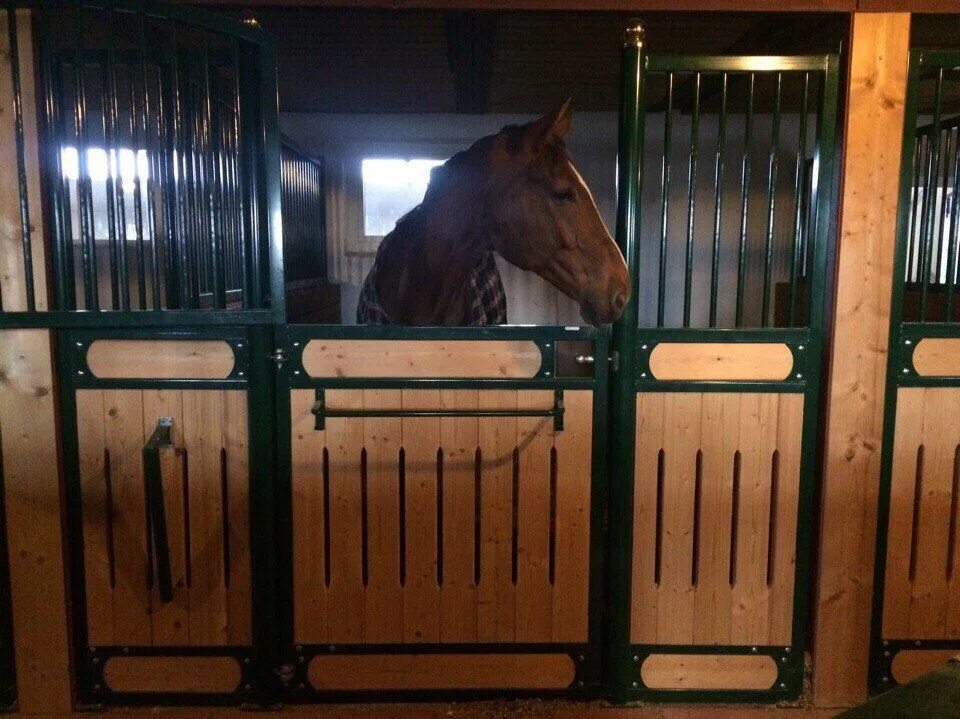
623,20,645,49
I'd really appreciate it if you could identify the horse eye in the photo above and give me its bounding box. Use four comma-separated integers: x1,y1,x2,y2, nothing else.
553,189,575,203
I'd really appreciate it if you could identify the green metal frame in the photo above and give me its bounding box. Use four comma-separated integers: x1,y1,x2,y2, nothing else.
607,38,841,703
868,49,960,695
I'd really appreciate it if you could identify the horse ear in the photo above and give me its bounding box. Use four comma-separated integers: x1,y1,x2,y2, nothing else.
524,98,573,149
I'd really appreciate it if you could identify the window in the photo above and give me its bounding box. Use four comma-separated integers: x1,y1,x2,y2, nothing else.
361,157,444,237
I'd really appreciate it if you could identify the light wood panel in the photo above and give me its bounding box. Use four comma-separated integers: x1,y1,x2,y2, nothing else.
911,338,960,377
0,8,46,313
301,340,542,378
882,387,960,640
76,389,252,650
631,392,803,646
102,656,242,693
813,12,911,708
0,330,72,712
290,389,593,645
307,653,575,690
648,343,794,381
890,650,958,685
86,340,235,379
640,654,779,691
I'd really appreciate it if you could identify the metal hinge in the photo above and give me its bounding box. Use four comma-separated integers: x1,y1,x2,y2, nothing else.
269,348,288,368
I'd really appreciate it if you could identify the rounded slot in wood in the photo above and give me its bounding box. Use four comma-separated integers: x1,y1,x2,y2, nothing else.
912,338,960,377
891,649,959,685
640,653,778,691
648,343,793,381
307,653,575,690
102,656,242,693
86,340,235,379
301,339,542,378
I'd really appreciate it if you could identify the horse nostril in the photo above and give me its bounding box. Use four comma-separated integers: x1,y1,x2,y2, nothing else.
612,292,628,314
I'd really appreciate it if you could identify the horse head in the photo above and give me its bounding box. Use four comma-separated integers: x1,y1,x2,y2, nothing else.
477,100,631,326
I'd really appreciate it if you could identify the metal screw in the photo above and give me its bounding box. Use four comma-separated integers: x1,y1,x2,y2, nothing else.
92,658,100,665
244,657,251,665
795,373,803,379
245,684,252,691
89,647,97,654
798,345,804,351
293,342,300,347
237,343,244,348
633,656,640,663
545,371,552,376
903,368,910,374
751,647,758,653
915,640,922,647
641,344,648,350
299,683,306,690
577,681,584,688
329,645,336,652
640,372,647,378
238,371,245,376
779,682,787,689
883,640,890,647
784,647,792,654
299,656,306,664
577,655,585,662
545,343,552,348
884,651,891,658
294,370,301,375
781,657,787,664
631,682,639,688
882,675,890,683
77,370,85,376
93,684,102,691
905,339,912,345
76,342,83,347
122,647,130,654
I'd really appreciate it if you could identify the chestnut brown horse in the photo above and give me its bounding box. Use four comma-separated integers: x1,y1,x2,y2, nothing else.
357,101,631,326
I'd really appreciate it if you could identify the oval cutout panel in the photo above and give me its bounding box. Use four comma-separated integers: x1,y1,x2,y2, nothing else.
86,339,235,379
912,338,960,377
103,656,242,693
302,339,542,378
641,654,778,691
649,342,793,381
891,650,958,685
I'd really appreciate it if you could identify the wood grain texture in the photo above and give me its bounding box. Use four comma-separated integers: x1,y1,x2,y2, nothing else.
307,653,576,690
812,12,911,709
301,340,542,378
890,650,959,685
648,343,794,381
911,338,960,377
86,340,235,379
631,393,803,646
102,656,242,693
0,330,72,712
640,654,779,691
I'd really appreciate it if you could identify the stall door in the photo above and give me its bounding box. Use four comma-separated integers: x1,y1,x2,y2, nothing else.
275,327,606,699
869,50,960,693
608,30,840,702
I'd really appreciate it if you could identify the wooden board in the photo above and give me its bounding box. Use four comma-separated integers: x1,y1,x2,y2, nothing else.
102,656,242,693
301,340,542,378
291,389,593,646
0,8,46,313
890,650,959,685
198,0,861,12
640,654,778,691
631,392,803,646
307,653,575,690
648,343,794,381
0,330,72,712
813,11,911,709
882,387,960,640
76,389,252,649
86,340,235,379
911,338,960,377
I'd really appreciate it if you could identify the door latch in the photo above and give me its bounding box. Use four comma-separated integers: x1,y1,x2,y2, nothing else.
269,348,288,368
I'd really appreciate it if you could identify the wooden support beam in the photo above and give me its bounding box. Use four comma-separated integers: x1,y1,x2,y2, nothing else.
812,12,910,709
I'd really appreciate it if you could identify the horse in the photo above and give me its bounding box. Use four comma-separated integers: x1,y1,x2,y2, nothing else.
356,100,631,326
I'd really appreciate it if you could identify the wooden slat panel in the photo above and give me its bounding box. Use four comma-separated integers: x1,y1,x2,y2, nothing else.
552,390,593,643
77,390,114,646
307,653,575,690
0,9,47,312
912,338,960,377
291,389,328,644
515,390,554,642
86,340,235,380
632,393,802,646
891,650,959,685
439,390,479,642
401,390,441,643
813,12,911,707
222,391,251,645
142,390,189,646
302,339,542,378
104,389,151,645
478,391,518,642
648,343,794,381
325,390,366,642
640,654,778,691
363,389,403,643
103,656,241,693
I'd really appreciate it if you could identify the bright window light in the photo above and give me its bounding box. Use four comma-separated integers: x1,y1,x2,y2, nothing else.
361,157,444,237
61,146,149,192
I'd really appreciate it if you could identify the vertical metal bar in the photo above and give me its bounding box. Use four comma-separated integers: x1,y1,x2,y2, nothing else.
128,24,147,310
735,72,755,327
682,72,700,328
906,133,925,285
761,72,783,327
945,126,960,321
656,72,674,328
919,68,944,323
232,37,250,307
137,11,161,310
6,3,35,311
102,2,124,310
934,124,953,287
788,72,811,327
709,73,728,328
166,19,189,309
73,7,98,311
202,32,226,309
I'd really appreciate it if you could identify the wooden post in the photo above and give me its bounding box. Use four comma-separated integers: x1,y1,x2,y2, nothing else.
812,11,911,709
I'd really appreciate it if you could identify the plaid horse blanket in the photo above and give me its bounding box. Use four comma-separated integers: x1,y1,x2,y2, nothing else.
356,245,507,325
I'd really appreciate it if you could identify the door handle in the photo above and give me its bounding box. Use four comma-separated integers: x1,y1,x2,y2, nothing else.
143,417,174,603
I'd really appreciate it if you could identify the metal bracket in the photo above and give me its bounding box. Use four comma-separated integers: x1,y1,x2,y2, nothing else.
311,388,566,432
